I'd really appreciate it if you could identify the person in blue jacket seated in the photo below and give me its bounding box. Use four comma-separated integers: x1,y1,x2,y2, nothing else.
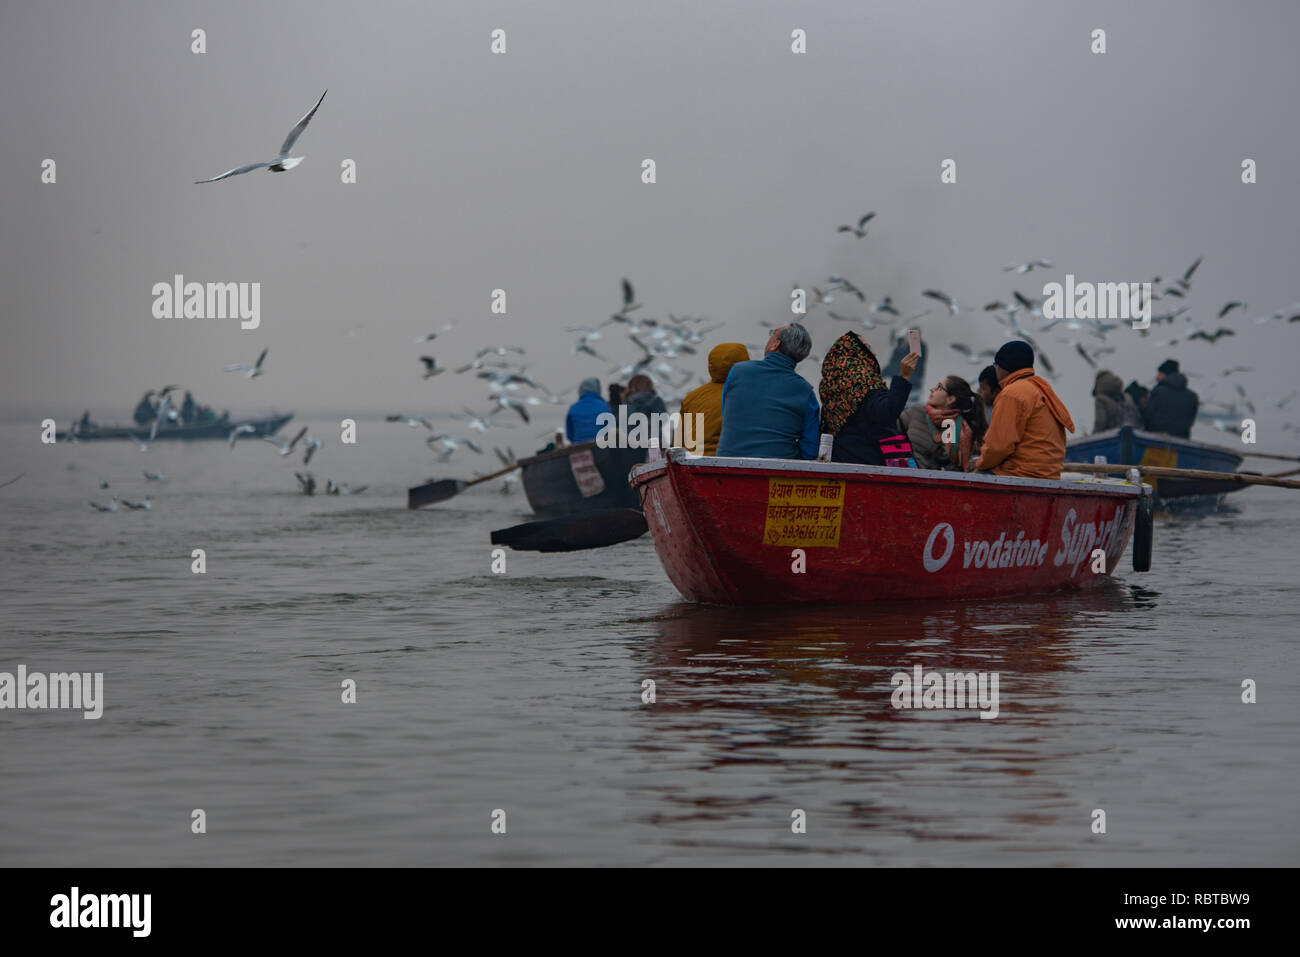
565,377,612,444
716,323,820,459
819,330,919,464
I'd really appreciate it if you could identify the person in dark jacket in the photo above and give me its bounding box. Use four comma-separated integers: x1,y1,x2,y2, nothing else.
819,331,918,465
882,333,926,405
717,323,820,459
181,391,197,425
1092,370,1142,432
565,377,612,444
133,392,157,426
1142,359,1198,437
625,374,669,445
625,375,666,418
608,382,625,412
977,365,1000,421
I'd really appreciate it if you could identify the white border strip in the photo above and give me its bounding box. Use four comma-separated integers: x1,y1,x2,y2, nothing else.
630,447,1143,496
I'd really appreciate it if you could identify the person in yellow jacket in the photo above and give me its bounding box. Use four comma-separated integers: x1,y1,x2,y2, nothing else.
679,342,750,455
973,341,1076,479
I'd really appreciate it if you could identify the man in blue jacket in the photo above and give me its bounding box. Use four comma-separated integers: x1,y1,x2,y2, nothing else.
565,377,611,444
716,323,820,459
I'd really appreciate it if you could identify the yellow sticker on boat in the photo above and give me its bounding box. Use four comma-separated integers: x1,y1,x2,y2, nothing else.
1139,446,1178,496
763,478,844,547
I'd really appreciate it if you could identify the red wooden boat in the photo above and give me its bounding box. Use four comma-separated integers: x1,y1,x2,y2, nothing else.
629,449,1154,604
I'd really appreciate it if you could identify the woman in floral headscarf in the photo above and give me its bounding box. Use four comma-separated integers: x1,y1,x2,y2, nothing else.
819,331,919,464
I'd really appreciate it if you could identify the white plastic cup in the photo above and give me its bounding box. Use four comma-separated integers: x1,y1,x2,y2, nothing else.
818,433,834,462
648,437,661,461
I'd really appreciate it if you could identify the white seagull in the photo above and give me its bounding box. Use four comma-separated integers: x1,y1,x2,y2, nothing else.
227,424,257,447
263,425,309,457
427,434,483,461
386,413,433,430
195,90,328,184
301,435,322,465
225,348,268,379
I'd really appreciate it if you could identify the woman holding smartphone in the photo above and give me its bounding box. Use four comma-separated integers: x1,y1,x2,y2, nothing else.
818,331,920,465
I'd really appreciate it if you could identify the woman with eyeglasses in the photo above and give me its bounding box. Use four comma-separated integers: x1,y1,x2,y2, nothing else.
898,375,988,471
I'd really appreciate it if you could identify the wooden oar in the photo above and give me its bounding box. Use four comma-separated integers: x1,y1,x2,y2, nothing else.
1266,467,1300,479
1238,450,1300,463
1067,462,1300,491
407,463,519,509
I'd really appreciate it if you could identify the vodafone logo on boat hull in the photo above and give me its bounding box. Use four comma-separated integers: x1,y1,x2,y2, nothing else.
922,523,955,572
922,522,1052,573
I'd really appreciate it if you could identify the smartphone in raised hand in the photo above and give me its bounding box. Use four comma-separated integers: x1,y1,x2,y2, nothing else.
907,328,922,356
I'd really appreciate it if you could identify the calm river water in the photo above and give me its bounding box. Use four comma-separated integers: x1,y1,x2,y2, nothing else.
0,421,1295,865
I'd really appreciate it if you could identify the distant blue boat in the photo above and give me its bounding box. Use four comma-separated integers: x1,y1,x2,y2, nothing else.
59,412,294,443
1066,426,1244,508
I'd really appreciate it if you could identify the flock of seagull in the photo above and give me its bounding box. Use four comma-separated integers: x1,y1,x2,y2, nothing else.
776,211,1300,435
386,277,723,491
89,77,1300,505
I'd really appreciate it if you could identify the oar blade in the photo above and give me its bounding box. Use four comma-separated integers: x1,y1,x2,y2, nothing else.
490,509,648,552
407,479,467,509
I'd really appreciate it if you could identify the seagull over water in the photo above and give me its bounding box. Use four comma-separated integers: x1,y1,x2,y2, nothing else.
225,348,268,379
195,90,327,183
263,426,308,457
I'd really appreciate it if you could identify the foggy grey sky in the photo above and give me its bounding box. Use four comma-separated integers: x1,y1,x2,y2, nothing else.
3,0,1299,439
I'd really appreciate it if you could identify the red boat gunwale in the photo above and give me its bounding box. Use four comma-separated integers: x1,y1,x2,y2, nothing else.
630,449,1150,605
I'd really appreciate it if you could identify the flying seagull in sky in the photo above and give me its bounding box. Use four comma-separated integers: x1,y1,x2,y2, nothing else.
836,212,875,238
1003,259,1053,273
263,426,309,457
224,348,268,379
921,289,959,315
386,413,434,430
195,90,327,184
1188,326,1236,344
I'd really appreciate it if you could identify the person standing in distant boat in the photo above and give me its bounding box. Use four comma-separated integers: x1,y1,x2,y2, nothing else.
1125,380,1149,413
1092,370,1142,432
132,392,157,426
1141,359,1198,438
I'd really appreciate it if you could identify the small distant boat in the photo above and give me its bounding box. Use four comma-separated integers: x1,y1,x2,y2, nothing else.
60,413,293,442
630,448,1152,605
517,440,646,519
409,439,650,550
1066,426,1244,508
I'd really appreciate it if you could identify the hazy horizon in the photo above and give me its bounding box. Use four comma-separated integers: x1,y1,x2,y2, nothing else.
4,0,1299,440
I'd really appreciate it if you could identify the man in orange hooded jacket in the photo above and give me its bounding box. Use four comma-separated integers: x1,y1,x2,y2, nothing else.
679,342,750,455
973,340,1075,479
